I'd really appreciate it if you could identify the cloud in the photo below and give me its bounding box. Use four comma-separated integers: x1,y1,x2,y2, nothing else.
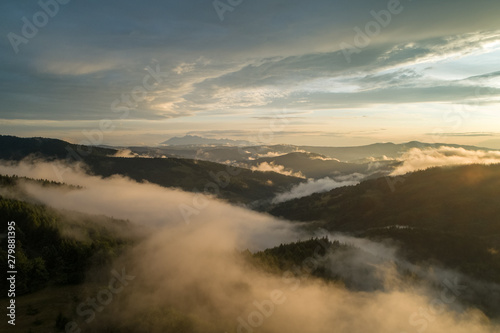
255,152,289,159
2,1,500,124
309,155,341,162
180,31,500,113
429,132,498,137
249,149,308,160
108,227,498,333
251,162,306,178
2,1,500,148
0,159,301,250
110,149,139,158
273,177,360,203
110,149,156,158
391,146,500,175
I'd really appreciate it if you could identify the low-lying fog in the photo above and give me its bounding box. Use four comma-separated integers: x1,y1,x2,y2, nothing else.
1,159,499,333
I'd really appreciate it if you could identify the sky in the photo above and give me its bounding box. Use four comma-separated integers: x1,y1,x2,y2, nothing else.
1,0,499,147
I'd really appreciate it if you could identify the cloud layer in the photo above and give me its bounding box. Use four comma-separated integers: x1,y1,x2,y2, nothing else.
1,0,500,146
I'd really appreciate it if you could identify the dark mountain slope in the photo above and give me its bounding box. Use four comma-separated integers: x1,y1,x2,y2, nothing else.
0,135,116,161
83,155,301,204
268,164,500,284
269,163,500,237
0,135,302,204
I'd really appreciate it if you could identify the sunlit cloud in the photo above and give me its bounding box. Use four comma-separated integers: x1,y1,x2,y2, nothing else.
251,162,306,179
391,146,500,175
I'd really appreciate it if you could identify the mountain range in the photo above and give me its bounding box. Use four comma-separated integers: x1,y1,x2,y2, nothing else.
160,135,253,146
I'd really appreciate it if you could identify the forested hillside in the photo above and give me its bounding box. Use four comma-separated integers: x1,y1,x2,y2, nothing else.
269,164,500,284
269,164,500,236
0,135,303,204
0,176,135,295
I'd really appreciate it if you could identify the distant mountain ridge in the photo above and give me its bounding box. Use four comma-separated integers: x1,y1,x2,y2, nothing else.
0,135,302,204
296,141,498,162
133,140,498,165
161,135,253,146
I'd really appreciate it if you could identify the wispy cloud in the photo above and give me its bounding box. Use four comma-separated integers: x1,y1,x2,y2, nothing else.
251,162,306,179
427,132,499,137
273,177,360,203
